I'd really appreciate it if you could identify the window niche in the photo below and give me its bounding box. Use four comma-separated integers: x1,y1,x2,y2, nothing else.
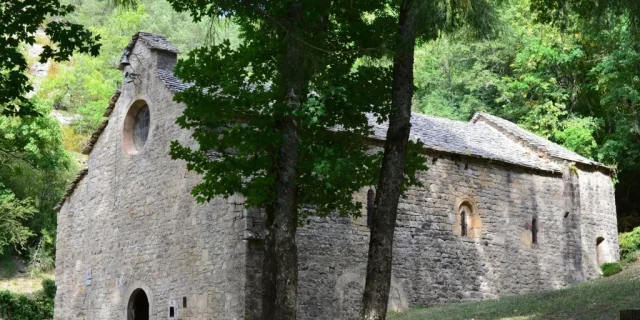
521,216,540,248
453,199,482,238
123,100,152,155
168,300,177,319
531,217,538,245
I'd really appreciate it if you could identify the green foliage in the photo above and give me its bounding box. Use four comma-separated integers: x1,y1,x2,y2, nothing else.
600,262,622,277
0,98,70,169
41,279,56,300
0,191,36,256
531,0,640,35
27,230,56,276
0,0,100,117
36,0,231,135
619,227,640,261
0,96,77,269
0,280,55,320
621,252,638,265
61,126,87,153
167,0,407,221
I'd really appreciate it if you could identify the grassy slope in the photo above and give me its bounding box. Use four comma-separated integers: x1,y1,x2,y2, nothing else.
389,264,640,320
0,255,53,296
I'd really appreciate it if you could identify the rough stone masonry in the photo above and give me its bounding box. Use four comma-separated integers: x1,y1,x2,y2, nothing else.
54,32,619,320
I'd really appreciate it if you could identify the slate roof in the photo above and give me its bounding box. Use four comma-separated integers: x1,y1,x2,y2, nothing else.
471,112,608,169
53,168,88,212
157,69,193,93
81,119,109,155
368,113,561,172
103,90,121,117
119,32,180,70
135,32,180,53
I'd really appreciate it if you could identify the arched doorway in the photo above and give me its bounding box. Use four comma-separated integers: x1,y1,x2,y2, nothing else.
128,288,150,320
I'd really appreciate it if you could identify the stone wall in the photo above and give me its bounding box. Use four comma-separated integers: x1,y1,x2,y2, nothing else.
291,152,618,320
578,167,619,279
55,42,248,320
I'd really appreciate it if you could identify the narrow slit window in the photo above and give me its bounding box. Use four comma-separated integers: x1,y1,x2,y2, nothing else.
532,218,538,244
367,188,374,228
460,209,467,236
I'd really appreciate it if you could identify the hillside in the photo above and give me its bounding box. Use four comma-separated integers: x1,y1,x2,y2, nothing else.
389,264,640,320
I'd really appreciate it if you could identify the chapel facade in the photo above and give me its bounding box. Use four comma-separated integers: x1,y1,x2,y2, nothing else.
53,33,619,320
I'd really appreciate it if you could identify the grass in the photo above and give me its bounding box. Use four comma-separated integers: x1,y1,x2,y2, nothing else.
601,262,622,277
0,274,54,296
0,255,53,296
388,263,640,320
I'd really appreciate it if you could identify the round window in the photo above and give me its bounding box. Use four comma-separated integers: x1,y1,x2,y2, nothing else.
123,100,151,155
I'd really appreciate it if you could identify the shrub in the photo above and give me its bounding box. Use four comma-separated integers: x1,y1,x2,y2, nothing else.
622,252,638,265
620,227,640,257
601,262,622,277
0,279,55,320
41,279,56,299
28,234,56,277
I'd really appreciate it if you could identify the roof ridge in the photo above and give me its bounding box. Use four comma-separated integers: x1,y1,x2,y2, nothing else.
471,112,609,170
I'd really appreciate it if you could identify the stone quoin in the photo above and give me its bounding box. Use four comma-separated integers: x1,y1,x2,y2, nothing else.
54,32,619,320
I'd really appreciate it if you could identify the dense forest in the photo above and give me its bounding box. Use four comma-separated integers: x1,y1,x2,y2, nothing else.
2,0,640,274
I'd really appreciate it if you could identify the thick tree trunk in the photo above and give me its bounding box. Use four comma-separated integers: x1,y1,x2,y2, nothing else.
262,2,304,320
360,0,418,319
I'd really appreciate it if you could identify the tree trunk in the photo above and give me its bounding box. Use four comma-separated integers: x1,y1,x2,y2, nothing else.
262,2,304,320
360,0,418,319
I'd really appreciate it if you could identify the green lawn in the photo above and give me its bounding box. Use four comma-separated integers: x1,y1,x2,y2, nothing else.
388,264,640,320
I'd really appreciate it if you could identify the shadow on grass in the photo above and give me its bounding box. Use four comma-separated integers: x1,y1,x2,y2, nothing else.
389,264,640,320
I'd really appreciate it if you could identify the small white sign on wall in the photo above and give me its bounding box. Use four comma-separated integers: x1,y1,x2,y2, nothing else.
85,269,92,286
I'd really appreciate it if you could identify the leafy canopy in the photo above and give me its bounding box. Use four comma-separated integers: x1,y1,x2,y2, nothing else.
0,189,36,256
166,0,427,221
0,0,101,117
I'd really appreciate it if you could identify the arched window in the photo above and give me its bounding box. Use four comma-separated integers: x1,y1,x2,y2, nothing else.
454,199,481,238
367,188,374,228
460,208,468,236
531,218,538,245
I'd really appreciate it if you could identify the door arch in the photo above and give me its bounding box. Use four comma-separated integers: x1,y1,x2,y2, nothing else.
128,288,149,320
124,282,154,320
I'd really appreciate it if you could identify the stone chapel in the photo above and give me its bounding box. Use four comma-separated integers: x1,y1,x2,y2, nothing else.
53,32,619,320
